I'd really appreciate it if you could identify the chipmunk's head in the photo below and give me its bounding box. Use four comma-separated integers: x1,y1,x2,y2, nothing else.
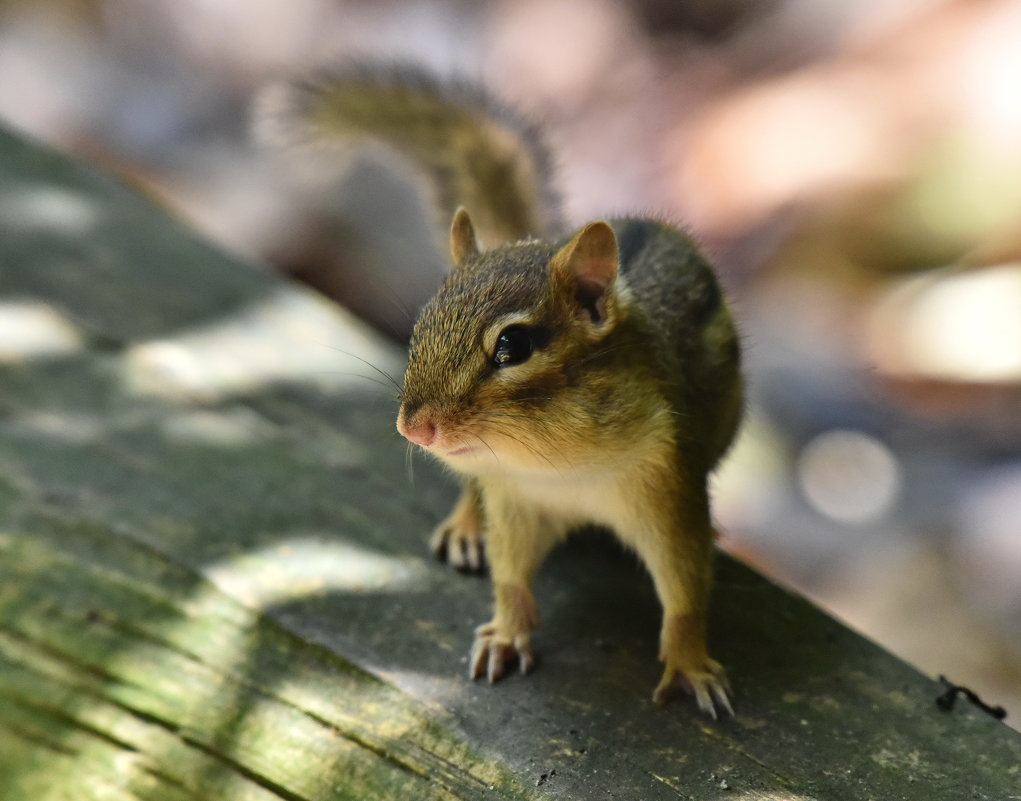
396,208,628,472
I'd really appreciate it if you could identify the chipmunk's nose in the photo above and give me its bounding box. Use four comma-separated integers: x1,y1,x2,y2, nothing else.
398,413,437,447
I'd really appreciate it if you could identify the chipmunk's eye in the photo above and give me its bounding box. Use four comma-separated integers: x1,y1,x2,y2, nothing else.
492,325,532,368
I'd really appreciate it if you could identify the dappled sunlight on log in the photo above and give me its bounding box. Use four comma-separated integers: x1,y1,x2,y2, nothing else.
157,406,281,448
0,300,84,363
123,285,402,402
0,525,527,799
0,184,106,235
205,535,430,607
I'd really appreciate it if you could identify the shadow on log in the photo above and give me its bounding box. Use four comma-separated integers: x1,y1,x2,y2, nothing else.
1,124,1019,800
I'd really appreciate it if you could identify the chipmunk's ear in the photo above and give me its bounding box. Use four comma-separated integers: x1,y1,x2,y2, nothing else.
551,221,619,326
450,207,480,268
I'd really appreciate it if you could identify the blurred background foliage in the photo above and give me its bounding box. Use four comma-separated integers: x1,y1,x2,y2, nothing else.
1,0,1018,725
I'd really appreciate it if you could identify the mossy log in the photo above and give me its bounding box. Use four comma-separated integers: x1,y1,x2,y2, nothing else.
1,124,1019,800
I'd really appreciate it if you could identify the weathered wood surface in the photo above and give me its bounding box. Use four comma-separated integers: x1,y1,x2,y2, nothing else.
1,123,1019,801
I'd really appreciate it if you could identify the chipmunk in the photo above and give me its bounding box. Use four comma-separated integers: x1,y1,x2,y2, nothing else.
265,65,744,717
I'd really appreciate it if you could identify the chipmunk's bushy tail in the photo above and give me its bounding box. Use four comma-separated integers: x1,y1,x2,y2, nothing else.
258,64,562,249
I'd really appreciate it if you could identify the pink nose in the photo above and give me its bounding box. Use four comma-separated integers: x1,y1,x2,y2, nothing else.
401,418,436,447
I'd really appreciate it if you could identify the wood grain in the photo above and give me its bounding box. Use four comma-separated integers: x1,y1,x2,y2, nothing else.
1,124,1018,800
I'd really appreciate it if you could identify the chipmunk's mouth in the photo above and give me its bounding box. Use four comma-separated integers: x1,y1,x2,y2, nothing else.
446,445,480,457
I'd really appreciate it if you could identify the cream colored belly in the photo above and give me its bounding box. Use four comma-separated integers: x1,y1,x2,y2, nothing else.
502,469,632,530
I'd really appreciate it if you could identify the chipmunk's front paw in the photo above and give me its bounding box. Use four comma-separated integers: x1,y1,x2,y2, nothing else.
469,621,535,683
653,655,733,719
430,509,485,572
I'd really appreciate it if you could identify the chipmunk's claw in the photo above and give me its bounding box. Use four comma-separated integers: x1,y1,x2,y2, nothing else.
653,659,733,719
431,520,486,572
469,623,534,682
